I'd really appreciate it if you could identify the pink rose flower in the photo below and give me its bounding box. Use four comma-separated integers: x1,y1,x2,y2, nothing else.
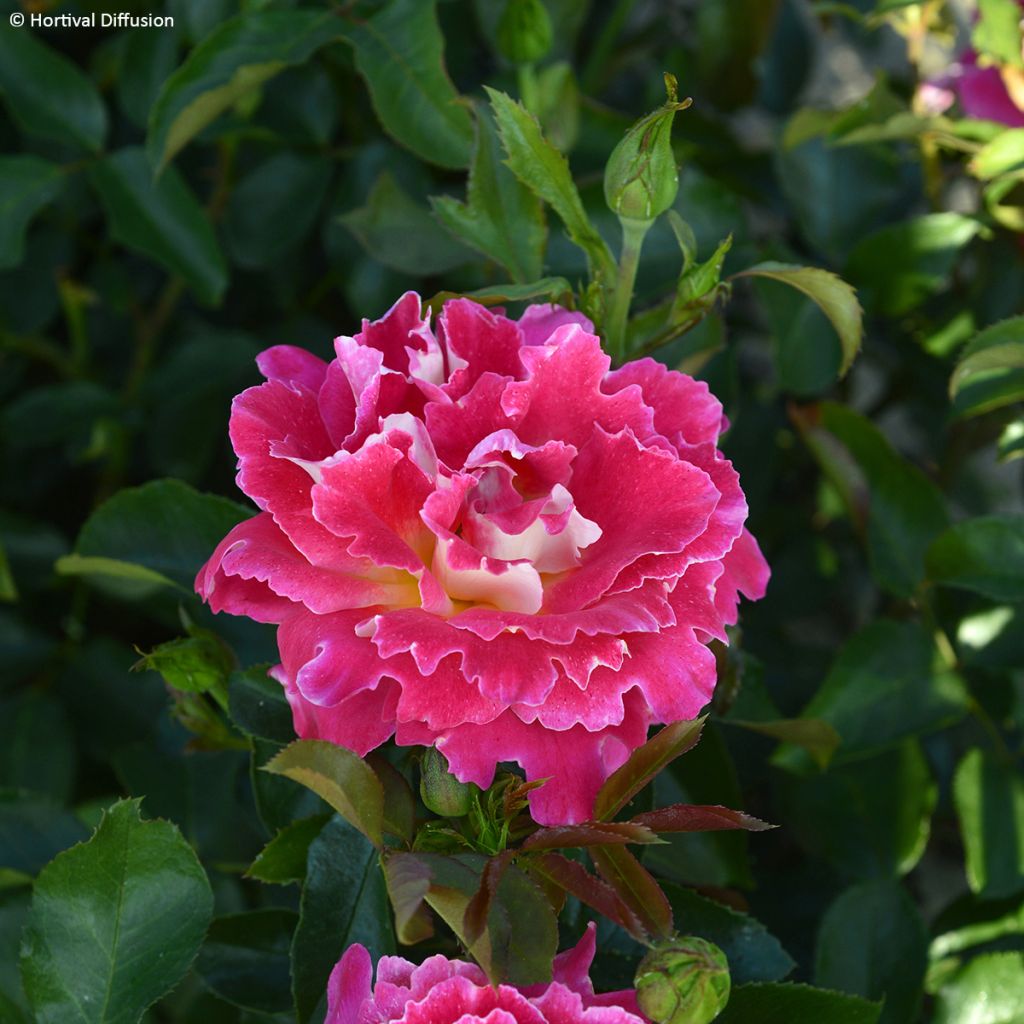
327,924,645,1024
196,294,768,824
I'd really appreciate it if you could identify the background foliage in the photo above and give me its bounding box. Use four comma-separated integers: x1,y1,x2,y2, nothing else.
1,0,1023,1021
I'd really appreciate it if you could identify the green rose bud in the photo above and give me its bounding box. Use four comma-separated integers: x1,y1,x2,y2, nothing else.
635,936,731,1024
603,73,691,225
420,748,475,817
497,0,553,65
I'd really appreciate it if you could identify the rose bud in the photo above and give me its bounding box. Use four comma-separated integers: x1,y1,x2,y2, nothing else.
635,937,731,1024
603,74,691,226
497,0,553,65
420,747,475,818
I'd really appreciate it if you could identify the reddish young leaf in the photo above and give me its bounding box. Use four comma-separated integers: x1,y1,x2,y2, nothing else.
521,821,661,851
631,803,775,833
463,851,514,945
594,717,706,821
590,844,674,940
527,851,647,942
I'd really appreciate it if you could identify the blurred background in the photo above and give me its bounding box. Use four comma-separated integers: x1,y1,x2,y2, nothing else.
1,0,1023,1021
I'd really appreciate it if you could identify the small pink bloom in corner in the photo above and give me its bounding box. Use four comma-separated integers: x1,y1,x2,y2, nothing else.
196,295,768,824
327,925,646,1024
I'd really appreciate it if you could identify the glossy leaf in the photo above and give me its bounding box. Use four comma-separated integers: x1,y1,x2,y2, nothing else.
735,262,863,376
148,9,345,169
341,171,474,275
195,909,296,1014
934,952,1024,1024
367,754,416,842
487,87,616,283
345,0,474,169
0,27,107,151
716,983,881,1024
88,149,228,305
590,843,673,940
665,884,795,984
20,799,212,1024
631,804,774,834
949,316,1024,419
245,815,331,885
815,880,927,1024
594,717,706,821
927,516,1024,602
483,863,559,986
0,158,65,272
262,739,384,848
954,749,1024,900
228,665,295,744
382,852,435,945
291,816,394,1024
433,107,546,282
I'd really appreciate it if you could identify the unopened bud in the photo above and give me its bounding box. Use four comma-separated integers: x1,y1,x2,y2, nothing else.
635,937,731,1024
497,0,553,65
420,748,474,817
604,74,691,225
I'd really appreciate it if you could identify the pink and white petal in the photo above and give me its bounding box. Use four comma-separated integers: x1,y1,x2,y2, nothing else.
257,345,329,391
517,304,595,346
355,291,429,373
392,653,505,731
326,944,373,1024
604,358,724,448
714,527,770,626
439,300,526,399
425,373,518,472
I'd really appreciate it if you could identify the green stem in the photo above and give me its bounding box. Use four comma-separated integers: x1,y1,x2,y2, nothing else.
517,62,539,113
605,217,650,363
580,0,638,94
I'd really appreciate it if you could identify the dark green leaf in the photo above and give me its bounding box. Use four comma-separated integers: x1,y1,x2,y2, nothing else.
148,9,346,169
382,852,435,945
88,149,228,305
228,665,294,744
0,693,74,802
0,792,88,877
845,213,982,316
251,737,327,835
263,739,385,848
594,717,706,821
116,28,180,131
725,718,840,770
774,620,967,770
367,754,415,843
426,277,573,313
934,952,1024,1024
291,816,394,1024
950,316,1024,419
20,799,213,1024
715,982,881,1024
954,749,1024,900
135,628,234,697
0,27,107,151
226,153,333,270
195,909,297,1014
0,157,65,271
64,478,250,594
815,880,927,1024
927,516,1024,602
487,87,615,284
666,884,794,984
345,0,474,169
246,815,331,885
433,107,546,282
340,171,474,275
736,262,862,376
486,864,558,986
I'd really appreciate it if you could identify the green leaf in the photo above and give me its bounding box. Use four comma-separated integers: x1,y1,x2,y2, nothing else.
998,418,1024,461
134,627,234,696
815,880,927,1024
0,158,65,272
845,213,983,317
774,620,967,770
487,87,616,284
0,27,107,152
0,792,88,877
801,403,950,598
226,153,333,270
934,952,1024,1024
426,277,573,314
54,555,181,597
291,817,394,1024
246,815,331,885
0,693,75,802
432,107,547,283
228,665,295,744
250,737,327,835
20,799,213,1024
485,864,559,986
66,479,250,595
368,754,415,843
148,9,346,169
664,884,795,984
970,128,1024,179
735,263,863,377
594,717,706,821
195,909,297,1014
590,844,673,940
949,316,1024,419
715,982,881,1024
344,0,474,169
262,739,385,848
340,171,474,276
954,750,1024,900
88,149,228,305
725,718,840,771
382,852,435,945
927,516,1024,602
973,0,1024,68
